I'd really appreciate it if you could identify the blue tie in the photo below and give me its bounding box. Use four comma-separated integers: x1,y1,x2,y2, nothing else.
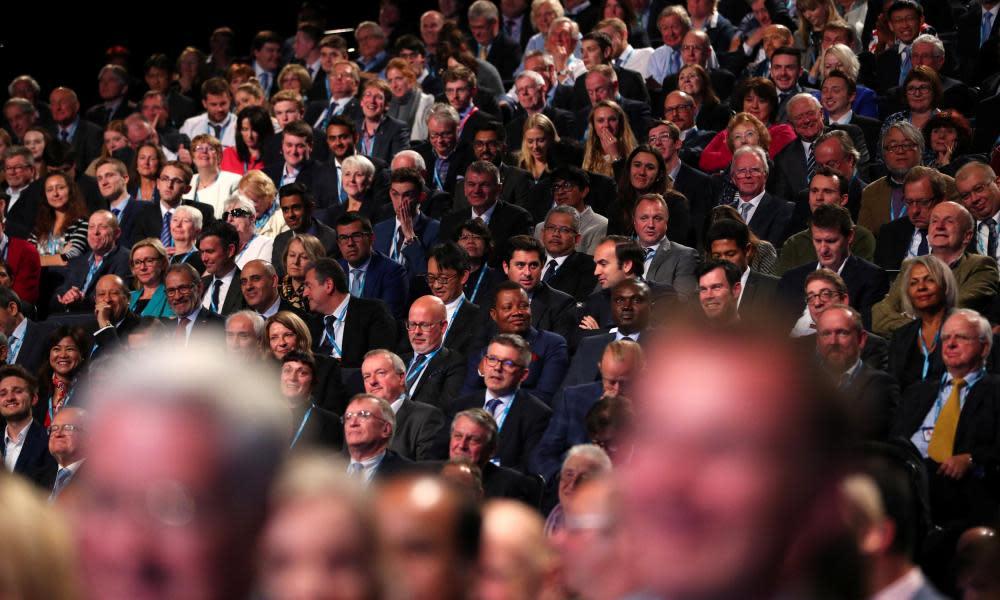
82,256,101,294
350,269,365,296
669,48,681,76
406,354,428,385
50,467,73,501
485,397,503,419
899,46,911,86
392,227,405,264
984,11,995,47
260,72,271,93
161,210,173,247
322,314,338,352
917,230,929,255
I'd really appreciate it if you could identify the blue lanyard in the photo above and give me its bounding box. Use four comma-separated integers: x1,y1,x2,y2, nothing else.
236,235,257,262
406,347,441,388
495,396,515,432
289,405,314,449
175,250,195,264
469,266,488,303
433,160,446,190
323,301,351,357
919,324,942,380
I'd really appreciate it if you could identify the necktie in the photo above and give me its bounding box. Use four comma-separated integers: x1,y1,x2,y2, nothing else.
175,317,190,340
739,201,754,221
347,462,364,477
350,269,365,296
260,72,271,93
505,18,515,37
161,210,173,247
210,279,223,313
50,467,73,500
392,227,405,263
644,247,656,261
6,335,19,364
669,48,681,75
406,354,428,385
805,143,816,182
485,397,504,419
478,45,488,60
60,129,69,142
322,314,338,352
211,123,223,139
983,11,994,47
917,230,929,255
899,46,911,87
987,219,998,259
82,256,101,294
542,259,559,283
111,207,121,218
927,377,965,463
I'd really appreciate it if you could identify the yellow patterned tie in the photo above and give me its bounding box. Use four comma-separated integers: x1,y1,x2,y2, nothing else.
927,377,965,463
479,45,488,61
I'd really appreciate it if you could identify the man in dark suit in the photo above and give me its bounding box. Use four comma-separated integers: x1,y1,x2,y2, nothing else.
305,61,364,130
344,393,416,483
505,71,576,147
90,275,142,360
196,221,244,317
439,161,534,270
565,280,650,386
240,260,301,319
769,48,817,124
451,333,553,473
54,210,132,313
374,168,441,279
572,33,651,110
646,118,714,247
658,31,737,102
164,263,225,345
0,288,49,374
93,158,143,247
263,121,341,209
335,212,409,321
705,218,779,317
973,90,1000,154
731,145,794,247
1,364,57,489
573,64,652,140
425,242,484,357
778,204,889,330
891,309,1000,528
272,183,339,277
303,258,397,369
874,166,945,271
816,305,899,440
415,104,474,195
882,35,978,118
355,79,411,164
537,207,600,302
460,283,569,404
957,1,1000,85
400,296,467,411
453,122,533,212
442,66,499,145
362,350,446,461
785,130,867,229
2,148,44,240
449,408,542,505
468,1,523,81
531,339,643,481
47,87,103,171
134,160,215,246
85,65,137,125
869,0,925,94
47,406,87,501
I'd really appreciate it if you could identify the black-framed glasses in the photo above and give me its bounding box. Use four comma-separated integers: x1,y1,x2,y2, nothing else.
483,354,525,371
165,283,196,297
222,208,254,220
336,231,371,243
131,257,161,268
543,224,576,235
424,273,459,285
405,320,445,331
805,289,841,303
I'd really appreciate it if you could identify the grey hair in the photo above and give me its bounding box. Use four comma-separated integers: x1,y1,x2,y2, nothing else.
881,121,925,158
787,93,821,115
341,154,376,178
469,0,499,21
348,393,397,432
549,16,581,40
898,255,958,315
363,349,407,375
3,97,36,118
173,204,204,231
523,49,555,67
427,102,460,128
730,145,770,177
7,75,41,97
912,34,945,58
814,129,861,164
564,443,613,472
225,193,257,215
515,70,546,88
355,21,386,40
948,308,993,355
4,146,35,168
545,205,581,231
226,310,266,339
453,408,499,459
490,333,532,367
392,149,426,172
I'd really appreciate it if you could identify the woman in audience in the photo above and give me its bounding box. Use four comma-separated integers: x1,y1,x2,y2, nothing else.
602,0,650,48
520,0,567,66
543,444,613,537
176,46,207,97
700,78,794,172
30,172,89,267
168,205,205,273
264,311,345,412
221,106,272,175
130,142,165,202
184,134,242,219
818,44,878,118
386,58,435,142
21,126,52,162
435,22,505,99
582,100,638,178
794,0,841,70
884,66,943,134
234,81,268,114
887,255,958,391
277,64,312,99
128,238,174,318
707,204,778,274
84,120,130,177
224,194,275,269
676,64,733,132
238,170,286,238
610,145,690,240
457,219,505,305
280,234,326,311
36,325,89,427
321,155,380,225
924,110,980,177
226,63,256,99
518,113,560,182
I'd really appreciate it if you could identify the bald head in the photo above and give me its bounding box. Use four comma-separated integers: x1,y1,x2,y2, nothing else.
391,149,426,172
478,500,556,600
408,295,448,354
240,259,279,311
95,274,129,324
664,90,696,130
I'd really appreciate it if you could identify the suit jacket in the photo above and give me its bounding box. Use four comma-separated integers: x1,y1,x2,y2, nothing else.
482,33,523,81
11,319,51,375
739,270,780,316
443,298,482,357
459,327,569,404
775,225,877,275
672,162,715,249
848,113,882,164
973,92,1000,154
373,213,440,278
291,402,343,450
958,6,1000,83
785,175,867,238
644,238,700,297
872,48,904,95
5,180,44,240
90,310,142,361
338,252,409,321
452,163,533,211
679,128,717,167
458,108,499,146
134,200,216,243
48,118,103,171
842,362,900,440
6,237,40,305
546,252,598,302
373,448,418,480
451,389,553,473
166,90,198,130
563,332,615,387
389,398,447,461
201,268,245,317
875,216,919,271
770,126,869,202
6,420,57,488
414,141,473,195
400,348,466,411
309,296,397,368
475,281,578,345
85,100,137,126
464,264,506,306
263,159,342,210
272,219,339,278
482,461,542,506
355,115,410,164
505,106,576,149
54,245,132,310
778,255,889,330
573,95,652,141
747,192,794,248
439,201,534,269
528,381,603,481
571,66,650,112
306,97,364,131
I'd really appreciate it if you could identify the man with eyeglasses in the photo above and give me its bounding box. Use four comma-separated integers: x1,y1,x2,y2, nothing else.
454,123,533,217
135,161,215,248
662,91,715,168
0,364,56,489
164,263,224,345
505,71,576,149
859,122,925,234
534,165,607,257
399,295,466,411
2,147,44,239
460,282,569,405
90,274,141,361
891,309,1000,529
54,210,132,313
335,211,408,321
886,34,976,119
874,166,947,271
646,120,713,243
956,162,1000,267
534,205,600,302
873,0,926,94
873,201,999,336
47,406,88,501
362,349,446,461
424,242,485,356
452,333,552,474
415,103,472,195
730,145,793,246
344,393,415,482
373,168,441,278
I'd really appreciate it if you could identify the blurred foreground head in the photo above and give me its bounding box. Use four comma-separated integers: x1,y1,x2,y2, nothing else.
71,338,287,600
621,318,855,600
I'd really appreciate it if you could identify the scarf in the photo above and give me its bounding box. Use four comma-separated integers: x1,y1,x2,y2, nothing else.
389,89,420,131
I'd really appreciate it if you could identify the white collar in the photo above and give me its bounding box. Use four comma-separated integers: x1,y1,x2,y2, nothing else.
11,317,28,341
872,567,928,600
740,190,766,206
472,201,498,222
390,394,407,414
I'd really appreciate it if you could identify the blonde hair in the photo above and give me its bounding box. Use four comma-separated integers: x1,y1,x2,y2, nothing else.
820,43,860,81
129,237,169,289
190,134,224,165
239,170,278,202
518,113,559,175
583,100,637,177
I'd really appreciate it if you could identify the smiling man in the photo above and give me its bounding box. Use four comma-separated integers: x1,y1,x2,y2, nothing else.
633,193,699,296
449,408,541,503
499,235,576,341
697,259,742,325
54,210,132,312
1,364,56,488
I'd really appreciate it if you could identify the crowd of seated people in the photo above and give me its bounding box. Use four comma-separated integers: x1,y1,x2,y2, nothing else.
4,0,1000,598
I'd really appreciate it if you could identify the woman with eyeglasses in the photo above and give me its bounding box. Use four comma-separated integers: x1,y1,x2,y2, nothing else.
280,234,327,311
699,77,794,173
168,205,205,273
35,325,89,428
265,311,346,413
223,194,275,269
238,170,287,238
130,142,166,202
29,172,89,268
184,133,242,219
128,238,174,318
883,66,943,137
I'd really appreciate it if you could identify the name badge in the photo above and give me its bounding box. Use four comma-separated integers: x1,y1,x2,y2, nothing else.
922,427,934,442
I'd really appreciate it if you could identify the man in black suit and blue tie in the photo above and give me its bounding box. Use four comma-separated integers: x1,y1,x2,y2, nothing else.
373,168,441,279
336,212,409,321
399,296,466,412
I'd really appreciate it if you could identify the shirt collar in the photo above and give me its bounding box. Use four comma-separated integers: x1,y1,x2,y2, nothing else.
4,421,29,446
472,201,498,222
390,394,407,414
11,317,28,341
328,293,351,318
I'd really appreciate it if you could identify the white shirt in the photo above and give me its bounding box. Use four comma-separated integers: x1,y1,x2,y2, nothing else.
541,253,570,280
445,295,464,327
5,184,27,212
737,190,766,223
324,295,350,358
872,566,930,600
483,389,517,431
908,227,927,257
736,266,751,308
390,394,407,414
471,201,498,224
177,306,202,343
608,327,640,342
202,267,237,311
8,317,28,364
347,449,385,483
3,422,29,471
830,110,854,125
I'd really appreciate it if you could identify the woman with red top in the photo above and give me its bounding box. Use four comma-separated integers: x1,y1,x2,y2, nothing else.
35,326,88,428
221,106,273,175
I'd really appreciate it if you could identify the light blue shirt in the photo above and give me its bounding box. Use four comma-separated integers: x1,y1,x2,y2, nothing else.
648,44,682,84
910,368,985,458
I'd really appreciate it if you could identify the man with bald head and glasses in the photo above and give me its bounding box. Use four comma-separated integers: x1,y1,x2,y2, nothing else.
874,165,949,271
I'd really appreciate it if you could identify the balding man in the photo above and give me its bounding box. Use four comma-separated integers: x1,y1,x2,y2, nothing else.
91,274,140,360
449,408,541,504
375,475,481,600
344,393,414,481
399,295,466,410
478,500,561,600
872,201,999,336
730,146,794,247
48,406,88,502
663,90,715,164
224,310,264,362
54,210,132,311
874,165,949,271
239,259,299,319
46,86,103,170
956,161,1000,267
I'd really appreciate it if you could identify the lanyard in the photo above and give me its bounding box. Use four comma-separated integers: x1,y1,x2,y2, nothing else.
469,266,488,303
323,301,351,357
175,250,195,264
236,235,257,262
47,385,75,423
458,106,479,135
919,324,942,380
289,405,314,449
433,162,446,190
406,347,442,389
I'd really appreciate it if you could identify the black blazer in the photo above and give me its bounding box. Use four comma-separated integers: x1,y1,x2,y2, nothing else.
673,162,716,249
476,281,578,345
313,354,349,415
201,268,245,317
90,310,142,361
458,108,500,146
570,66,650,111
973,92,1000,154
739,270,780,316
482,461,543,506
263,159,342,210
6,420,57,488
777,255,889,329
505,106,576,149
463,264,506,306
414,141,473,194
305,96,364,129
308,296,397,368
443,299,483,357
483,33,523,81
400,347,466,412
354,115,411,164
134,199,216,243
451,163,534,213
292,402,344,450
373,448,418,480
48,118,103,172
871,48,903,95
679,128,718,168
438,201,534,269
450,389,553,474
389,398,447,461
770,125,870,202
747,192,794,248
958,6,1000,83
546,251,599,302
85,100,137,126
12,318,51,375
843,362,901,440
875,216,918,271
5,180,44,240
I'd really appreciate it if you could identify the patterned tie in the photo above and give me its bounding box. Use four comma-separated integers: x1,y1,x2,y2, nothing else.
927,378,965,463
7,335,19,364
983,11,994,47
60,129,70,142
739,201,754,221
50,467,73,501
350,269,365,296
669,48,681,76
260,72,271,94
478,45,488,60
161,210,173,247
322,314,338,352
392,227,405,263
987,218,998,259
210,279,223,313
485,397,504,419
542,259,559,283
805,143,816,182
406,353,428,385
899,46,911,86
644,247,656,261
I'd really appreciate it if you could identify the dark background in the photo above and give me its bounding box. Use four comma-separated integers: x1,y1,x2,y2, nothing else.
0,1,434,108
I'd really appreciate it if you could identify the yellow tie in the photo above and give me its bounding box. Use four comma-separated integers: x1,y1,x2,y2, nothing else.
927,377,965,463
478,45,488,60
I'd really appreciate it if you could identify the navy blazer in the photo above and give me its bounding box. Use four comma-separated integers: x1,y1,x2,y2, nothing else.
7,420,57,488
672,162,715,248
12,318,52,375
355,115,411,164
459,327,569,404
528,381,603,481
451,388,553,474
54,245,132,311
373,212,441,278
563,332,615,387
777,255,889,330
747,192,794,248
338,252,409,321
134,199,216,243
263,159,342,210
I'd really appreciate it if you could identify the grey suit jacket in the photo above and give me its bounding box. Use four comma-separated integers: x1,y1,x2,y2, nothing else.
389,398,447,461
644,238,700,297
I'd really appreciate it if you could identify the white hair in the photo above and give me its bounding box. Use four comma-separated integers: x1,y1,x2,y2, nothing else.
564,443,613,472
